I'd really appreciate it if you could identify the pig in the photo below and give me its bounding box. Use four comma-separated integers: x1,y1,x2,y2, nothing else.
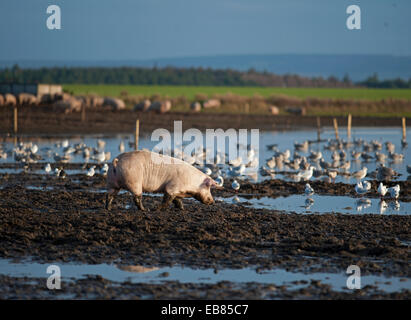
203,99,221,109
134,99,151,112
4,93,17,106
105,150,220,211
103,97,126,110
148,100,171,113
18,93,38,106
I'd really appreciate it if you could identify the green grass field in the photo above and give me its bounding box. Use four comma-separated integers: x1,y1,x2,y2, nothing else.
63,84,411,101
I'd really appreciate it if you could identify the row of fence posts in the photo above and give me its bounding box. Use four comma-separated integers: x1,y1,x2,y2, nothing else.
316,114,407,143
9,107,407,148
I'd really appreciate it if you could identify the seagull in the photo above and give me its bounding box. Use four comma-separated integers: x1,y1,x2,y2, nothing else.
377,164,397,181
351,151,362,160
231,180,240,191
215,176,224,187
101,163,109,175
266,157,276,169
119,141,125,153
377,182,387,198
97,139,106,150
352,167,367,181
388,184,400,199
87,166,96,177
297,166,314,181
355,182,369,196
30,144,38,154
327,170,338,182
95,151,106,163
388,152,404,162
61,140,69,148
362,181,371,191
44,163,51,174
305,183,314,196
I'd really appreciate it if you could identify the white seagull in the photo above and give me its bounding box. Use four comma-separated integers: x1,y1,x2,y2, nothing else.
388,185,400,199
377,182,387,198
44,163,51,174
231,180,240,191
305,183,314,196
87,166,96,177
215,176,224,187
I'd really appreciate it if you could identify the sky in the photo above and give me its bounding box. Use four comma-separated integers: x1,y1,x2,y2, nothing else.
0,0,410,61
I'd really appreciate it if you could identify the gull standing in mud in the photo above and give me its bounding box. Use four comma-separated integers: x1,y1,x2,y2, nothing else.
87,166,96,177
215,175,224,187
378,182,388,198
232,180,240,191
44,163,52,174
388,185,400,199
355,181,370,197
101,163,109,176
305,183,314,196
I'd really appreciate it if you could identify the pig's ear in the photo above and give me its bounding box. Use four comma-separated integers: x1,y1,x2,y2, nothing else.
202,177,214,188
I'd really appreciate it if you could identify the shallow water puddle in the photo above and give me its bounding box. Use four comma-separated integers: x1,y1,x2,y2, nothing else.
0,258,409,293
217,195,410,215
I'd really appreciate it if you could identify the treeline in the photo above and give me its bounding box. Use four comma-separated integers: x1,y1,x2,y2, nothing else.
358,73,411,89
0,65,410,88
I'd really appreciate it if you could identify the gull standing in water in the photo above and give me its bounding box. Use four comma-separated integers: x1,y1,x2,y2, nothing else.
297,166,314,181
352,167,367,181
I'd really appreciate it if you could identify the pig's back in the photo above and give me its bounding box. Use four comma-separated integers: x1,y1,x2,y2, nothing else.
115,150,205,193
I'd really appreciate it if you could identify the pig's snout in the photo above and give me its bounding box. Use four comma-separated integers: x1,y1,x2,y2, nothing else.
203,196,215,205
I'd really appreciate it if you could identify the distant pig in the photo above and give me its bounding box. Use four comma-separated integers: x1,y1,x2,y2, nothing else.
106,150,221,211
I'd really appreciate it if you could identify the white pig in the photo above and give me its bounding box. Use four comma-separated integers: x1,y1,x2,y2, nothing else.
106,150,221,211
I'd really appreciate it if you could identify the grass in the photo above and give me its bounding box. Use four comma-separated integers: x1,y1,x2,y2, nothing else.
63,84,411,101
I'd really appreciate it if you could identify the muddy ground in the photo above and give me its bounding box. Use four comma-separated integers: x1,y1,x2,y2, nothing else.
0,171,410,299
0,106,408,135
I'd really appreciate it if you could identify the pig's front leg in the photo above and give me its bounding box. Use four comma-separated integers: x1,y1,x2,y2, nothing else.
133,194,146,211
173,197,184,210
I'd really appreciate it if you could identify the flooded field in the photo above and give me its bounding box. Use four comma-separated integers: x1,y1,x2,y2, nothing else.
0,127,410,299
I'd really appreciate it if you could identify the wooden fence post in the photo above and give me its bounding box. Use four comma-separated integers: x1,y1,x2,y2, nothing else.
135,119,140,150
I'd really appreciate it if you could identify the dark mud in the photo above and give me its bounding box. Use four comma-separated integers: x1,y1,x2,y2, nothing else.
0,106,408,135
0,177,410,277
1,171,410,299
0,275,409,300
